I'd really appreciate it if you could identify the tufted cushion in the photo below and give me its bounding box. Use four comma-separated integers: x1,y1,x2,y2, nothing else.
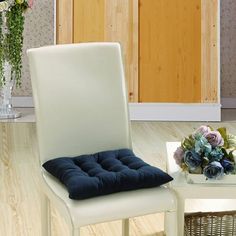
43,149,173,200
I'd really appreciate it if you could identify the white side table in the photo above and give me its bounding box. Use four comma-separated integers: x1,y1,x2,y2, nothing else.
166,142,236,236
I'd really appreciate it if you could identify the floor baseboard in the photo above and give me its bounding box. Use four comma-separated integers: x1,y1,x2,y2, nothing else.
129,103,221,121
12,97,222,121
221,98,236,109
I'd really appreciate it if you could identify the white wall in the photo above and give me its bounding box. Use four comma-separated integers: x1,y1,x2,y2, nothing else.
13,0,54,97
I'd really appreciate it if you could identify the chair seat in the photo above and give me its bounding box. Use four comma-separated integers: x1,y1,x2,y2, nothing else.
43,171,176,228
42,149,173,200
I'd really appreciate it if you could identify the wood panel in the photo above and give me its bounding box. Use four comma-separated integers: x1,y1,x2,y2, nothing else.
201,0,219,103
104,0,139,102
139,0,202,103
56,0,73,44
132,0,139,102
72,0,138,102
57,0,218,104
73,0,105,43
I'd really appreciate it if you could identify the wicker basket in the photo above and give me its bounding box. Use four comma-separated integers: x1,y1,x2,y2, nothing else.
185,211,236,236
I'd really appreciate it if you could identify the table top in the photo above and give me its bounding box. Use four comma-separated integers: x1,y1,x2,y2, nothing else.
166,142,236,194
166,142,236,212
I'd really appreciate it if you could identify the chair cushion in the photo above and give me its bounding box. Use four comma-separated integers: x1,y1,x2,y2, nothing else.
42,149,173,200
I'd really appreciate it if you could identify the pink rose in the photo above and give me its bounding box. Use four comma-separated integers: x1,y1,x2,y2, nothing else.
204,131,224,147
173,147,184,166
193,125,211,136
28,0,33,8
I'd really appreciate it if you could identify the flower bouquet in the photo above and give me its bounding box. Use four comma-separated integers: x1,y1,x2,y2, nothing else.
174,125,236,182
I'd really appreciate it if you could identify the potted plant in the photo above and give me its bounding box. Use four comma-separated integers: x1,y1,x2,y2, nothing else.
0,0,33,119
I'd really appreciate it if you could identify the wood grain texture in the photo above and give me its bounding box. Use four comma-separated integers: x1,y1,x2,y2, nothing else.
63,0,139,102
56,0,73,44
139,0,202,103
73,0,105,43
104,0,139,102
57,0,219,103
201,0,219,103
1,120,236,235
56,0,140,101
130,0,139,102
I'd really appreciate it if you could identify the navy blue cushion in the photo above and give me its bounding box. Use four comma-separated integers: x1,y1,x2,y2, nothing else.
43,149,173,200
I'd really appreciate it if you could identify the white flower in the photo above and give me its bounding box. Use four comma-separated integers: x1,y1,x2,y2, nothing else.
0,1,9,12
227,134,236,149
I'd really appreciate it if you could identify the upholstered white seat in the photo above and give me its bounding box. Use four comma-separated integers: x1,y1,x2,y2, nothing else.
28,43,177,236
43,170,176,228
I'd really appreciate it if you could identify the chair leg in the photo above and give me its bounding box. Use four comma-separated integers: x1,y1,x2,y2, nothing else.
164,210,177,236
41,193,51,236
72,228,80,236
122,219,129,236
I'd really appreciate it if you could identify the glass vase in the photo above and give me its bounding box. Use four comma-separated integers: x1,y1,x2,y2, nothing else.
0,61,20,119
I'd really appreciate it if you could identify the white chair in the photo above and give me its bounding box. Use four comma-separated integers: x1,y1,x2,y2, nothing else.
28,43,177,236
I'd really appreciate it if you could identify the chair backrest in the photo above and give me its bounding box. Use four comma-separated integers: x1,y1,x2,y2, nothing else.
28,43,132,164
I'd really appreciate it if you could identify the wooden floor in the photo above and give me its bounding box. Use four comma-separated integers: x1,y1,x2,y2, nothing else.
1,121,236,236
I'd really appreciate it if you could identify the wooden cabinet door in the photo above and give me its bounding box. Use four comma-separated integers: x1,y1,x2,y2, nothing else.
56,0,73,44
73,0,139,102
139,0,219,103
73,0,105,43
56,0,219,104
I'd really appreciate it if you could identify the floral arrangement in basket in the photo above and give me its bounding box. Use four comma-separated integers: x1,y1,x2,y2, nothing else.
174,125,236,180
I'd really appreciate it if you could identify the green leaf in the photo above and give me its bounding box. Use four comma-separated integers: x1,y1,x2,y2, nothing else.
181,163,188,171
221,148,228,157
217,127,229,148
181,136,195,150
208,125,214,131
228,150,235,162
202,156,209,167
217,127,227,138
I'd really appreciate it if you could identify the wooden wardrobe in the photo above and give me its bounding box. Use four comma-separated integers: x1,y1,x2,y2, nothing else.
56,0,220,120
